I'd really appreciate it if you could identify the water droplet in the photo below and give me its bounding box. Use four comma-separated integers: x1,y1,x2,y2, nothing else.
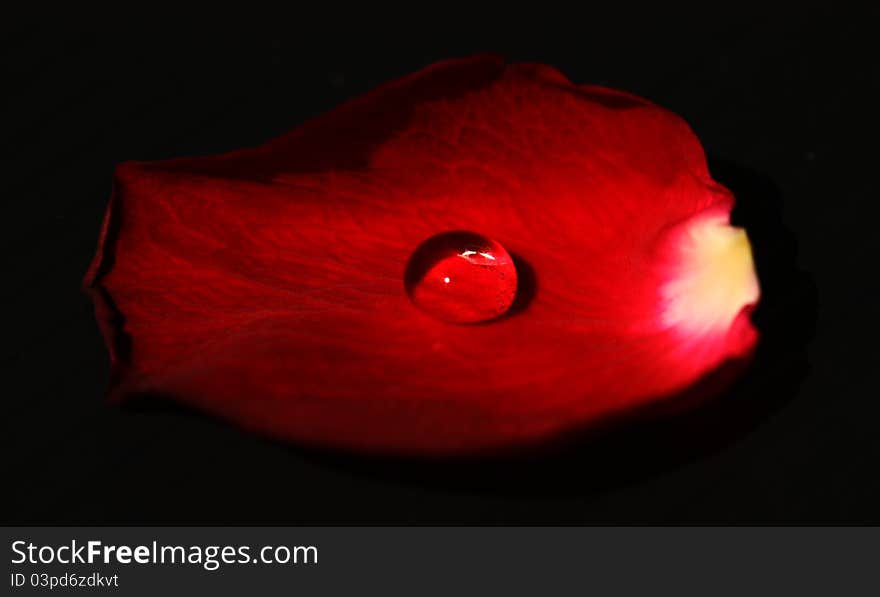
404,231,518,324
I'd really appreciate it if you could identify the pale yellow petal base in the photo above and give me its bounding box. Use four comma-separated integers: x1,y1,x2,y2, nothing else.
662,214,760,335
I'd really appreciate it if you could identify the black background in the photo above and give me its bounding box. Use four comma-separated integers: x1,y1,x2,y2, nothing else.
2,10,878,524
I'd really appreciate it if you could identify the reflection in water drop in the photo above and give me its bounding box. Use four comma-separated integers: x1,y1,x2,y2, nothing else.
404,231,518,324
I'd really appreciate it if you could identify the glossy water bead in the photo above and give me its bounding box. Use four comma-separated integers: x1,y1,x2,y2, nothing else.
404,231,518,324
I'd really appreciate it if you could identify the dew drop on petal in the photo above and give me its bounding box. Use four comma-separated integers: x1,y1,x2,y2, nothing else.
404,231,518,324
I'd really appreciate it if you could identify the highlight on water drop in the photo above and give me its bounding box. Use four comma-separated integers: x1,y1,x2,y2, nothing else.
404,230,518,324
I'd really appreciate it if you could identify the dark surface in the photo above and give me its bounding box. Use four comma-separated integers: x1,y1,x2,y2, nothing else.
2,12,877,523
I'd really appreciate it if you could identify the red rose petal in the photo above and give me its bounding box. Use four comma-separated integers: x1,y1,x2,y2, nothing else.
85,55,760,455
